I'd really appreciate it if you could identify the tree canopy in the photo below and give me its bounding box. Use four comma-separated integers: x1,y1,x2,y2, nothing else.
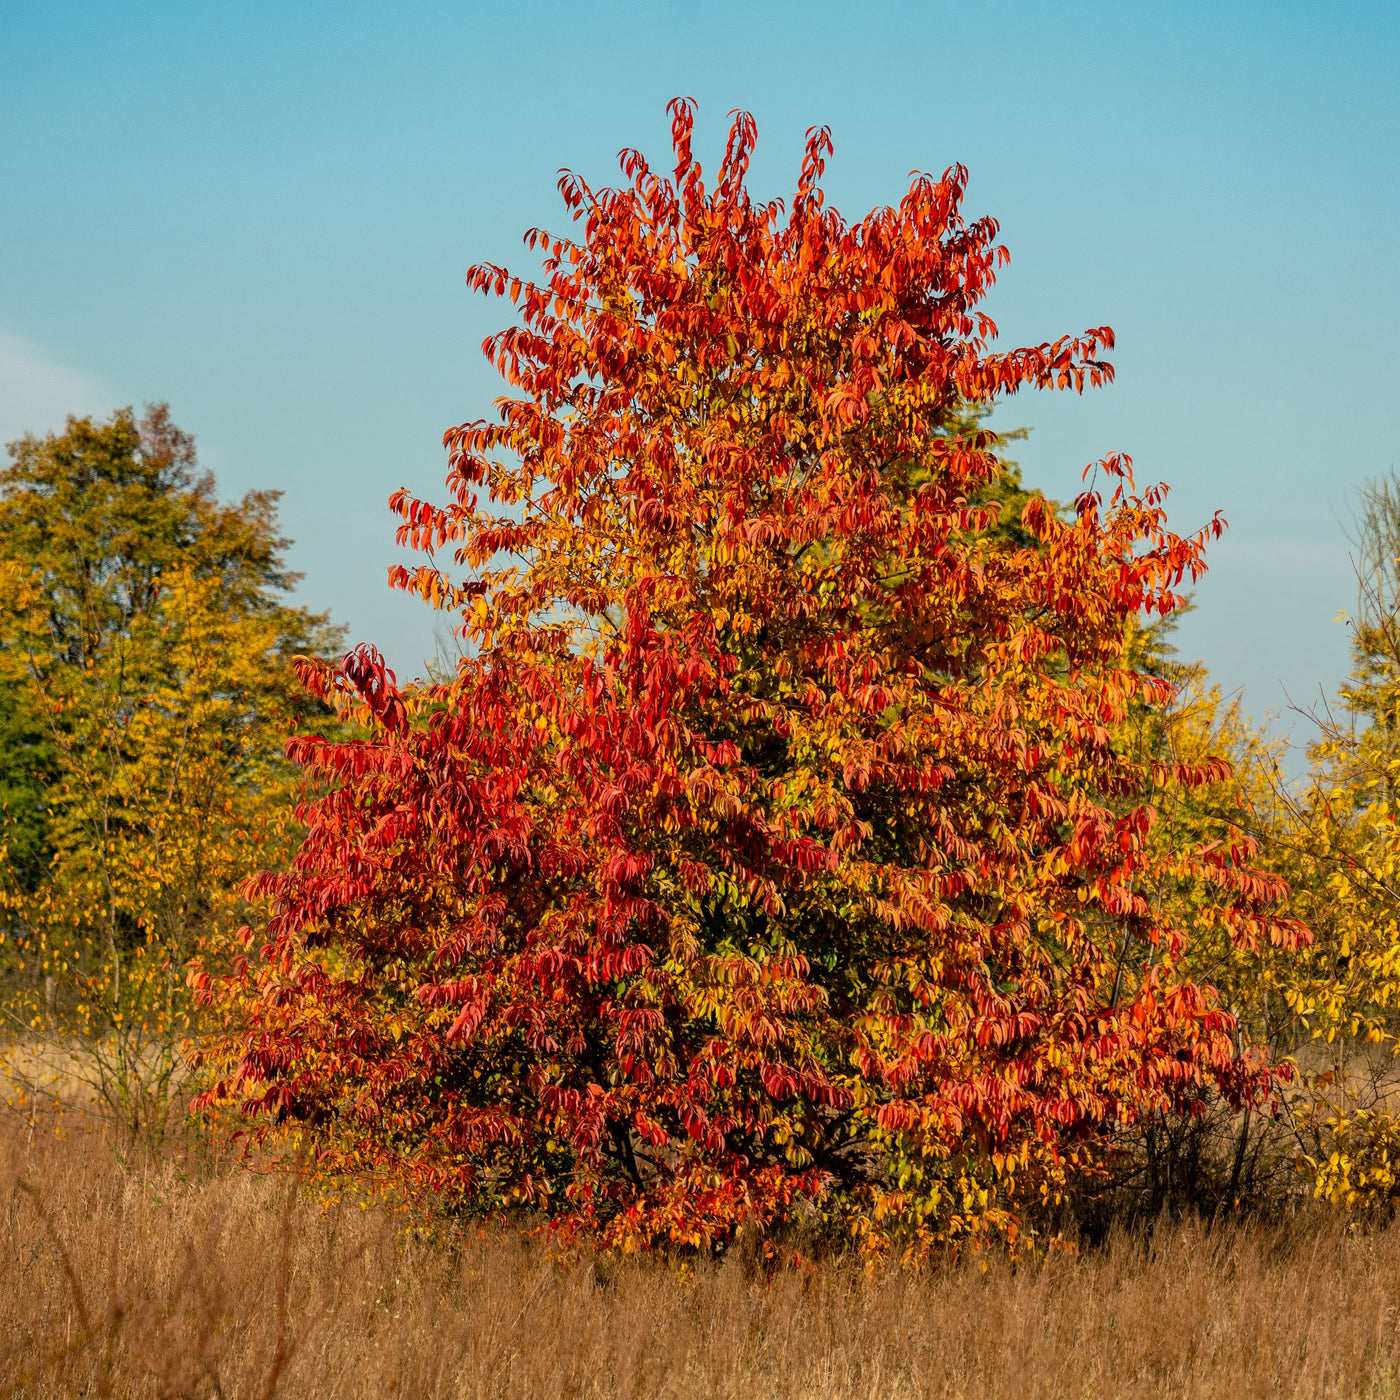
195,104,1304,1254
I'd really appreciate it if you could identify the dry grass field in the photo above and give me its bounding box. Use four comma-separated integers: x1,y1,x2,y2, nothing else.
3,1110,1400,1400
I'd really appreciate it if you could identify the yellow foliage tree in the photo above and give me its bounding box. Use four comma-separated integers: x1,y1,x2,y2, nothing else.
1153,473,1400,1214
1069,619,1309,1216
0,407,341,1133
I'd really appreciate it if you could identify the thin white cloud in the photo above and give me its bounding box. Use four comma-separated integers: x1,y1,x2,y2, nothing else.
0,329,119,453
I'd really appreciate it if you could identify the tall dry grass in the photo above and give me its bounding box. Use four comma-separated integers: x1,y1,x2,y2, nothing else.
2,1110,1399,1400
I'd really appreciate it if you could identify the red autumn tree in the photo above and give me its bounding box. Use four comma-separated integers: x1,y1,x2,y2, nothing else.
194,102,1305,1256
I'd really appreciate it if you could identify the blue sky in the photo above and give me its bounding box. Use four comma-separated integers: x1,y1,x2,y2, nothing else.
2,0,1396,756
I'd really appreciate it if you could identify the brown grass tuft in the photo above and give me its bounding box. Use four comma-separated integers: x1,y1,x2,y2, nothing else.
2,1111,1400,1399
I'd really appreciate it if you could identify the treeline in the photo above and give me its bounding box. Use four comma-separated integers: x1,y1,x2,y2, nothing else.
6,104,1400,1259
